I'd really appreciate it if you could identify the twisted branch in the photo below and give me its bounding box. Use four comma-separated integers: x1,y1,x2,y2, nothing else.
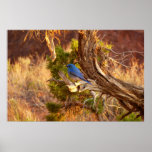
77,30,144,119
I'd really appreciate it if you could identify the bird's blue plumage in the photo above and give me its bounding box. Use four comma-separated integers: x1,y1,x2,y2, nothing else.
67,64,91,84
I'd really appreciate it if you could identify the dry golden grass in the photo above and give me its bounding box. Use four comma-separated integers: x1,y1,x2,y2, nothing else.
64,106,98,121
8,56,144,121
8,98,40,121
110,58,144,87
8,57,51,121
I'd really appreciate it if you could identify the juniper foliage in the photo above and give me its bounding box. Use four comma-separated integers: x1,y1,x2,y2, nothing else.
46,40,95,121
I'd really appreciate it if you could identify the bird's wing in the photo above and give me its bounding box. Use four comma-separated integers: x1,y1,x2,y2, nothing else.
72,67,82,74
69,71,85,80
69,71,91,84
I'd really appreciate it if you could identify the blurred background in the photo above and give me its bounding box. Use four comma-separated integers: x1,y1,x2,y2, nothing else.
8,30,144,63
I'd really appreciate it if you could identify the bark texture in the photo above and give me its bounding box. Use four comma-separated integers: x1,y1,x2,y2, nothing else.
77,30,144,119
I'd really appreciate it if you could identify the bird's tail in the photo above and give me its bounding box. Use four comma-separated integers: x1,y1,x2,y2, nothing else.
78,76,91,84
86,80,91,84
82,79,91,84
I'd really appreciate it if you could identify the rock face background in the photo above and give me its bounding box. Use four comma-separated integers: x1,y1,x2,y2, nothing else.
98,30,144,64
8,30,144,63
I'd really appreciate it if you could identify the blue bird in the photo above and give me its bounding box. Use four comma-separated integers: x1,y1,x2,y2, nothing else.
67,64,91,84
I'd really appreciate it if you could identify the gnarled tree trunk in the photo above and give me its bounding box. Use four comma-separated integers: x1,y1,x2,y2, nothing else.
78,30,144,119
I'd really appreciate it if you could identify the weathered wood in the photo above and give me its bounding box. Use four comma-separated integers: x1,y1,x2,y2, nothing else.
77,30,144,118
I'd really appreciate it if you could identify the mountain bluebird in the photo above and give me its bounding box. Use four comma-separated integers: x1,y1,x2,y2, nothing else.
67,64,91,84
